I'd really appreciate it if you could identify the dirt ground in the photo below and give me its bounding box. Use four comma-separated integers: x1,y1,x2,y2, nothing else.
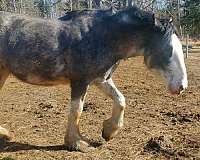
0,51,199,160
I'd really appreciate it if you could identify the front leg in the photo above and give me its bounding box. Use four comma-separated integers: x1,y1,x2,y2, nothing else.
64,80,91,151
96,78,126,141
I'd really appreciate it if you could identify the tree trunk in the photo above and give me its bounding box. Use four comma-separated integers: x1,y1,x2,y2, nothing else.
70,0,73,11
13,0,16,12
127,0,132,7
19,0,23,13
94,0,101,8
88,0,92,9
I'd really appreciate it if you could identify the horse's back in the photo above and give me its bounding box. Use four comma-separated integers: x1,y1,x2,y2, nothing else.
0,10,118,85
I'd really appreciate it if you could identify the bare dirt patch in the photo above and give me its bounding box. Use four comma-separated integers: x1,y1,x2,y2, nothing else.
0,52,200,159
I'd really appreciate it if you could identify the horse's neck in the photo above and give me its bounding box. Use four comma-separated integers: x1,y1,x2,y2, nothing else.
98,20,150,60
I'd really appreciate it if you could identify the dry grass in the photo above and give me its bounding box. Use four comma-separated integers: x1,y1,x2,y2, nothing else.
181,39,200,47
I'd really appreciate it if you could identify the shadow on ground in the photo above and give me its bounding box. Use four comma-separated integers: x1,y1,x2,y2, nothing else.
0,141,102,152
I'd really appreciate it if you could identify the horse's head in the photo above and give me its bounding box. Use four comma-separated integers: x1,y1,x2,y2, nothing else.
144,17,188,95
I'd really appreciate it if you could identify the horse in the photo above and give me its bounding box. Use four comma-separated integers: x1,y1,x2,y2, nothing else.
0,6,188,151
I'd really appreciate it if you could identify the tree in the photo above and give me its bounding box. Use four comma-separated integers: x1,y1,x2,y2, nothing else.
34,0,52,17
181,0,200,38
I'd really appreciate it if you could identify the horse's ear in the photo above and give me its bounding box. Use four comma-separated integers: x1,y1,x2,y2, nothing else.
153,14,160,26
169,17,173,23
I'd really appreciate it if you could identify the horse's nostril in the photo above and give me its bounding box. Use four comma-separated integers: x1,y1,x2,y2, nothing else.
179,85,184,91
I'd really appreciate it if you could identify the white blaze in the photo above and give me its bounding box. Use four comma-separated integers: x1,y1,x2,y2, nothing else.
164,34,188,94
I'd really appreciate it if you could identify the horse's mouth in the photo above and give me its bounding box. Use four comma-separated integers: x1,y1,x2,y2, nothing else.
169,90,182,95
168,84,186,95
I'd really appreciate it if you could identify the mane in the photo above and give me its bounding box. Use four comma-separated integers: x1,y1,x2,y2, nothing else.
58,8,113,21
59,6,155,29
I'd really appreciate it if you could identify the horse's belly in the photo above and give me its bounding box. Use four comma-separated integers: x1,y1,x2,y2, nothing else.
17,73,70,86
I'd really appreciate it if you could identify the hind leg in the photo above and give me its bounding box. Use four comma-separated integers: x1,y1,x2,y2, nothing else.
95,78,126,141
0,67,10,141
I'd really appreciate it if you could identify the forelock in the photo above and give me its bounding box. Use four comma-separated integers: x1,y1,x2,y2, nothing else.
155,18,178,40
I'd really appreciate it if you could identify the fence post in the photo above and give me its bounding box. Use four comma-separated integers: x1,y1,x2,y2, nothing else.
186,34,189,58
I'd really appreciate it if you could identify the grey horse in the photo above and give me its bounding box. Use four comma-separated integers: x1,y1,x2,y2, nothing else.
0,6,187,151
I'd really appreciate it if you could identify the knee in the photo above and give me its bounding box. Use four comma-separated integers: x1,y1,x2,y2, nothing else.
115,94,126,109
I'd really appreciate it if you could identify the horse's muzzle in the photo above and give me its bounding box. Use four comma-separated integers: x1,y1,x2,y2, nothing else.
168,84,187,95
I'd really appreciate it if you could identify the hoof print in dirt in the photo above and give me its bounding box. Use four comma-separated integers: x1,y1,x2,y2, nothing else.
161,111,195,124
144,137,161,153
144,136,175,157
143,136,194,159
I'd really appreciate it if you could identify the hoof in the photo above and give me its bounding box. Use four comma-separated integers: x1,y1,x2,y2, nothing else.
65,139,95,152
102,127,118,141
102,119,120,141
0,127,10,142
102,128,112,141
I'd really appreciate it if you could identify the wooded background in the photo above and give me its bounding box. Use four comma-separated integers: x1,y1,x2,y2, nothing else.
0,0,199,38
